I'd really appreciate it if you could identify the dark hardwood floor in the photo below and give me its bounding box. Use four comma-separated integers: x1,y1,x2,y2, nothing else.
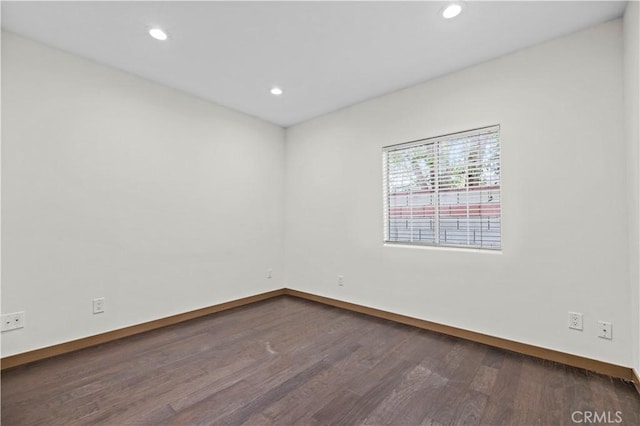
2,296,639,425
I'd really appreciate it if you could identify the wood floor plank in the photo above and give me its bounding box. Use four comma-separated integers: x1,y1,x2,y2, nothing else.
449,389,489,426
613,378,640,425
2,296,639,426
476,351,525,425
362,360,450,425
216,343,361,425
587,374,624,424
3,298,301,403
560,366,583,424
239,325,382,425
510,357,548,425
343,329,439,398
331,359,419,425
469,365,499,395
419,341,488,425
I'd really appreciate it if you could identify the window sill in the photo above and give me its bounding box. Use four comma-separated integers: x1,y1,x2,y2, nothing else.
383,242,503,255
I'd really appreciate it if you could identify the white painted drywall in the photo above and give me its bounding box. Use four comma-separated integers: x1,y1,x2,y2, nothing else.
1,32,285,357
624,1,640,373
2,17,637,369
285,20,630,365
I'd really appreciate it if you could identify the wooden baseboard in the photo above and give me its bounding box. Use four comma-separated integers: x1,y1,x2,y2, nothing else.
283,288,635,382
3,286,636,388
632,369,640,395
1,289,285,370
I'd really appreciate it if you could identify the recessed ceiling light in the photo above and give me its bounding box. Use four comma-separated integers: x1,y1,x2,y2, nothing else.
442,4,462,19
149,28,168,41
270,87,283,96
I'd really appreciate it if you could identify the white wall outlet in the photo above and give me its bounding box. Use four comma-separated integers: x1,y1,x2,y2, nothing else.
1,311,25,332
2,315,12,331
14,312,25,329
93,298,105,314
267,268,273,279
568,312,583,330
598,321,612,339
338,275,344,286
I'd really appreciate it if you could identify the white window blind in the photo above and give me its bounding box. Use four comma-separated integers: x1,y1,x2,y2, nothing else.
383,125,501,250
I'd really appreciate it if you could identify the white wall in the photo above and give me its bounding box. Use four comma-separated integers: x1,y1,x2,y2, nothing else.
2,17,636,369
1,32,285,357
285,20,630,365
624,1,640,373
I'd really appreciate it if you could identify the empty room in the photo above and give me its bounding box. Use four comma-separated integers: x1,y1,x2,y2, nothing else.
2,1,640,424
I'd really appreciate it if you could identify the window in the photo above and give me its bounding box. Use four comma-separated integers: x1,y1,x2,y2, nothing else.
383,125,501,250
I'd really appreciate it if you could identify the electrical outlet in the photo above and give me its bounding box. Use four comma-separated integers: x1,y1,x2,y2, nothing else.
598,321,612,340
13,312,24,329
1,312,25,332
2,315,12,331
267,269,273,279
93,298,105,314
569,312,583,330
338,275,344,286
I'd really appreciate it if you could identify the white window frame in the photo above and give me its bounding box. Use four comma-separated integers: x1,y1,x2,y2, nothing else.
383,125,501,250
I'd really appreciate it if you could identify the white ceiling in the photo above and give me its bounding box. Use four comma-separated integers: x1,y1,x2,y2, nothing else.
1,1,628,127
